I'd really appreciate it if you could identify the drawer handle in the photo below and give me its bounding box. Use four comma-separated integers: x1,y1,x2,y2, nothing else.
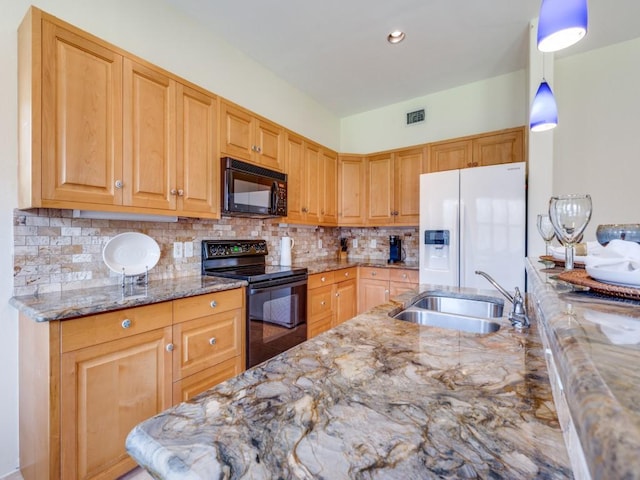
209,337,217,346
210,300,218,308
166,343,175,352
121,319,131,329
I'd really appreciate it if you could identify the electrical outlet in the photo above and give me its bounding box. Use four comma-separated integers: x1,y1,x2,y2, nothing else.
173,242,183,258
318,239,323,249
370,239,377,248
184,241,193,258
352,238,358,248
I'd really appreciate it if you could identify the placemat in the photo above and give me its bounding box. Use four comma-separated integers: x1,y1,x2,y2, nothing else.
557,270,640,300
539,255,585,268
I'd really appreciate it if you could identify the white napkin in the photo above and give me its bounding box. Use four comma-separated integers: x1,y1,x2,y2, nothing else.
583,309,640,345
583,239,640,268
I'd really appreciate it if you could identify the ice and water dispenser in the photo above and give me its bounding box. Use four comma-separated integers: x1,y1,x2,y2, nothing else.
423,230,450,270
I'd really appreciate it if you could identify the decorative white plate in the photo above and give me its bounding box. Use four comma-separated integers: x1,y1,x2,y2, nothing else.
103,232,161,275
586,262,640,288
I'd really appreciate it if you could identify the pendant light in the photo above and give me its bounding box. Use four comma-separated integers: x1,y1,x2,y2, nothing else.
537,0,588,53
530,80,558,132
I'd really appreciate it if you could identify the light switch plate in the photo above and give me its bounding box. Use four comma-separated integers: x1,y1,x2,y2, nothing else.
352,238,358,248
173,242,183,258
370,239,377,248
184,241,193,258
318,239,323,249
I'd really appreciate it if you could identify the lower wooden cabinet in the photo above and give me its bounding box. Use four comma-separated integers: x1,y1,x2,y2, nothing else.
19,288,245,480
307,267,358,338
358,267,418,314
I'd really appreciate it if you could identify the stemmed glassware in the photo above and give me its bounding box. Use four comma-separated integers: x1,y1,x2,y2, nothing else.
548,194,593,271
536,214,556,256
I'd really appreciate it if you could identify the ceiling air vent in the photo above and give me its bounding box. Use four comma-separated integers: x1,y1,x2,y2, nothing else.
406,108,425,125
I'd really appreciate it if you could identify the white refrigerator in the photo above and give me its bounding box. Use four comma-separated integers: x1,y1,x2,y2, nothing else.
419,162,526,292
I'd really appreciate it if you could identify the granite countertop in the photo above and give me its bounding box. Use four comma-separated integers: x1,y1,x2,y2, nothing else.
526,259,640,480
294,258,419,275
126,285,571,479
9,275,247,322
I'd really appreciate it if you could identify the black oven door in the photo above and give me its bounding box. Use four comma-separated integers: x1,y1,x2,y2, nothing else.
225,168,277,216
247,276,307,368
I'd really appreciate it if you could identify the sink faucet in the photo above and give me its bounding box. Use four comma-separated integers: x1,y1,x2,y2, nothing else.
475,271,530,329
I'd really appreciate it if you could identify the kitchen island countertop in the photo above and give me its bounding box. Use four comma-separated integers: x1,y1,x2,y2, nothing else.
126,284,571,479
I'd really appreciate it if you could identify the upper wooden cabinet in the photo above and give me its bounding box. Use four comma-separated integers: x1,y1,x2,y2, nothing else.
338,154,366,226
365,147,426,226
219,100,284,171
284,131,337,226
428,127,525,172
18,7,219,219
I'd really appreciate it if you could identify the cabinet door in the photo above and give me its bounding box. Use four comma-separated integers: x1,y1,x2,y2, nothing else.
172,309,243,381
123,59,176,210
41,20,123,205
358,278,389,314
255,118,283,171
176,84,218,216
366,153,394,225
284,133,306,223
60,327,172,480
334,278,357,326
304,143,322,223
320,149,338,225
394,147,424,225
428,139,472,172
220,101,253,161
338,155,366,226
473,128,524,167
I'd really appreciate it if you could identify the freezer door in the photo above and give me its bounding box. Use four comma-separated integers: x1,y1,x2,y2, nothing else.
419,170,459,286
459,162,526,292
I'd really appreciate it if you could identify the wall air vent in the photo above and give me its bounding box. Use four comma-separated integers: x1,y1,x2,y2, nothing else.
406,108,425,125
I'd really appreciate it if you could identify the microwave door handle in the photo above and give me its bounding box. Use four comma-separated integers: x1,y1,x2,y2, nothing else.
271,181,278,213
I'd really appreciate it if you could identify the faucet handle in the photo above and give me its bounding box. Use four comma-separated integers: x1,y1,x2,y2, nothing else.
509,287,530,329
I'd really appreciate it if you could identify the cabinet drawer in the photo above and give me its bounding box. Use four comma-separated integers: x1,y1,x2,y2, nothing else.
389,269,419,284
61,302,172,352
173,288,243,323
335,267,357,281
308,313,333,339
172,309,243,380
308,271,336,289
359,267,390,281
309,284,334,317
172,356,242,404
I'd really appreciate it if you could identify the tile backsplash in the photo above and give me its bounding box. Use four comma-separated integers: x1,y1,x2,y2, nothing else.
12,209,418,296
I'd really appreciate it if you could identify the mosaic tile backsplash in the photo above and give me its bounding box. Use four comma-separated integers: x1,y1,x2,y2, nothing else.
13,209,418,295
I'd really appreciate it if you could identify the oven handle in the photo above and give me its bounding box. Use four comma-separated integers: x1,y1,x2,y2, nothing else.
248,277,308,294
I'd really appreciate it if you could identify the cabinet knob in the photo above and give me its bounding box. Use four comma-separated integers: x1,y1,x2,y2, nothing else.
115,180,123,189
335,292,340,297
166,343,175,352
320,301,326,306
121,319,131,329
177,189,184,196
321,276,326,282
210,300,218,308
371,272,376,276
209,337,217,346
344,272,350,277
170,189,177,195
385,289,390,294
402,273,407,279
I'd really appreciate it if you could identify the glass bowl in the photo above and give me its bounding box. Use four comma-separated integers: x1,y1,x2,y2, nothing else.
595,224,640,246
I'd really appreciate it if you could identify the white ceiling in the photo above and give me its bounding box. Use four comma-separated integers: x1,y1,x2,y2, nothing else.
164,0,640,117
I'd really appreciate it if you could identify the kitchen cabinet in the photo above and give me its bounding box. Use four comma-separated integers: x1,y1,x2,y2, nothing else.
19,288,244,480
220,100,284,171
428,127,524,173
307,268,358,338
358,267,418,314
365,147,425,226
338,154,367,226
18,7,219,219
284,131,338,226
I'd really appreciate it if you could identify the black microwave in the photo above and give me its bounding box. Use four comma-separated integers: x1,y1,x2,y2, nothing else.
221,157,287,217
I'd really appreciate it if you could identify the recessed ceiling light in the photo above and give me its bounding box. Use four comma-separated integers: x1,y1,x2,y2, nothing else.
387,30,406,44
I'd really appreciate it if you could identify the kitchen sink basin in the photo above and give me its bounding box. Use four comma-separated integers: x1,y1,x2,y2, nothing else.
393,307,501,334
411,292,504,318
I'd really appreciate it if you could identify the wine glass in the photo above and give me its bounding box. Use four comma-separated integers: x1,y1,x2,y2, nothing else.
536,214,556,256
548,194,593,271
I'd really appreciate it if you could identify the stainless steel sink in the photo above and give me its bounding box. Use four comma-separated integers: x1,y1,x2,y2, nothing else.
393,307,501,334
412,292,504,318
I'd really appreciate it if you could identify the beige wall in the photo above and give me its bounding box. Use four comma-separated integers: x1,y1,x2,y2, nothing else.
554,36,640,240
